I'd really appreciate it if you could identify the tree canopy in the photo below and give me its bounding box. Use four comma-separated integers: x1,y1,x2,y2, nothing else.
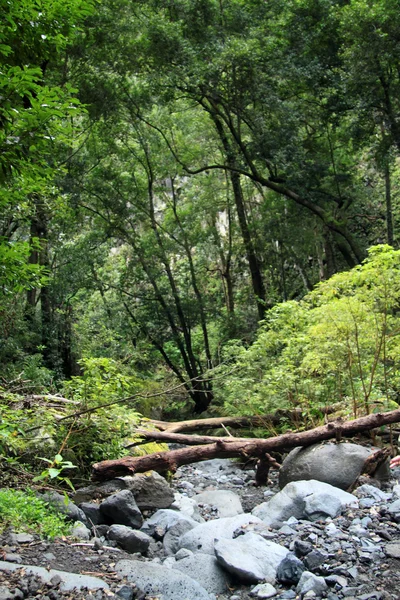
1,0,400,431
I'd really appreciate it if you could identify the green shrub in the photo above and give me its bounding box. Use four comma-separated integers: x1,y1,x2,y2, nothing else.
0,488,71,538
215,245,400,419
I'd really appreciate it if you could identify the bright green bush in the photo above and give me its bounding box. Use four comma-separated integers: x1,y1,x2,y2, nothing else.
0,488,71,538
216,245,400,418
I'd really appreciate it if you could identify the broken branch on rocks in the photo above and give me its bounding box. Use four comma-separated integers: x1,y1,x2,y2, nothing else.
93,408,400,485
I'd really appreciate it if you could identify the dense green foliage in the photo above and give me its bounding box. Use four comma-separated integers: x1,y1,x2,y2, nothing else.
0,488,71,538
216,245,400,418
1,0,400,488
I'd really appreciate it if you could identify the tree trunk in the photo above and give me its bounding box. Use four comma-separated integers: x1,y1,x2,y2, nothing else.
210,112,266,320
385,161,394,246
92,407,400,483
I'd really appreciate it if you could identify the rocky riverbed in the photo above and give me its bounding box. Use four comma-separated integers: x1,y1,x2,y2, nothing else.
1,447,400,600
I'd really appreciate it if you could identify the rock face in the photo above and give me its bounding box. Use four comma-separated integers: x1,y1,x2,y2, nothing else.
178,513,263,555
214,532,289,583
115,559,211,600
279,442,384,490
252,479,358,528
194,490,243,518
99,490,143,528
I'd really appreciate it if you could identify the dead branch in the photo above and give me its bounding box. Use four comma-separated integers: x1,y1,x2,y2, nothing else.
92,408,400,485
148,406,338,433
125,429,257,447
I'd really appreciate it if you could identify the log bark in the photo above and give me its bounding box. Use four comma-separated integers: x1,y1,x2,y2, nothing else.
148,406,337,433
126,429,257,447
93,408,400,483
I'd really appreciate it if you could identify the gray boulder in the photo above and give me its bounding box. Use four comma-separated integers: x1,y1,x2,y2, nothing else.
252,480,358,529
79,502,105,526
214,532,289,583
115,559,211,600
194,490,243,518
178,513,262,555
173,553,232,594
122,472,175,510
279,443,385,490
163,520,197,556
107,524,151,554
100,490,143,528
73,480,127,504
141,508,198,538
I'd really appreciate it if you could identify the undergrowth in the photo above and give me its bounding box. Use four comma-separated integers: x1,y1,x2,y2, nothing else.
0,488,71,539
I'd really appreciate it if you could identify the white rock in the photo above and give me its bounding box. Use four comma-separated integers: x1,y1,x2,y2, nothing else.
179,513,262,555
250,582,277,598
214,532,289,583
252,480,358,529
194,490,243,518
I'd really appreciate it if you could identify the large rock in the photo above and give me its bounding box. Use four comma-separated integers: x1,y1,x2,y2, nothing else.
122,472,174,510
115,559,211,600
107,524,151,554
73,472,174,510
214,532,289,583
178,513,263,555
194,490,243,518
163,520,197,555
99,490,143,528
252,480,358,529
73,480,127,504
173,553,232,594
0,561,108,592
279,443,385,490
141,508,198,538
79,502,105,526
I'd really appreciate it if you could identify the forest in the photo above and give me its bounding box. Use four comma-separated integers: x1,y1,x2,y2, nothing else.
1,0,400,498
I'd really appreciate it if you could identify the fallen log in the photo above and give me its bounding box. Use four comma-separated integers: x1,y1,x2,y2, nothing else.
148,406,337,433
126,429,257,447
93,408,400,485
